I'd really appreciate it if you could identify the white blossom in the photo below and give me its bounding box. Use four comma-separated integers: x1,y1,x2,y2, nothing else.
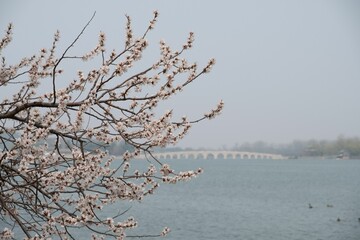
0,11,222,240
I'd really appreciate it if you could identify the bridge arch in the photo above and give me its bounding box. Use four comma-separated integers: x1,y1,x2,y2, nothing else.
196,153,205,159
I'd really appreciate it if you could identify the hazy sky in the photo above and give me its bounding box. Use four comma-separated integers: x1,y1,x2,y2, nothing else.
1,0,360,148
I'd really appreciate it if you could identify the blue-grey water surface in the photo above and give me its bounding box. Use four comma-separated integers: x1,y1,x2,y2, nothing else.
125,158,360,240
4,158,360,239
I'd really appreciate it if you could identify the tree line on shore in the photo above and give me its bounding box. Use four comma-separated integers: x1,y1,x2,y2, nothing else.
230,136,360,158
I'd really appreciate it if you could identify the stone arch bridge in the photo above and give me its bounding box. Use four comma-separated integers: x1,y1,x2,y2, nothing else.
140,151,285,160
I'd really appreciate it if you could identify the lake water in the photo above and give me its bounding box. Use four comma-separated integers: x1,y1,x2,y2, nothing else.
125,158,360,240
4,158,360,239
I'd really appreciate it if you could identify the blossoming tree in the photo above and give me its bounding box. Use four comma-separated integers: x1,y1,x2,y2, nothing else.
0,12,223,239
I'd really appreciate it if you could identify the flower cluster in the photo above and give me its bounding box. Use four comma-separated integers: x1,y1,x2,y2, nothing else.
0,228,13,240
204,99,224,119
0,23,13,51
82,31,106,61
162,168,203,183
160,227,171,237
0,11,222,239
